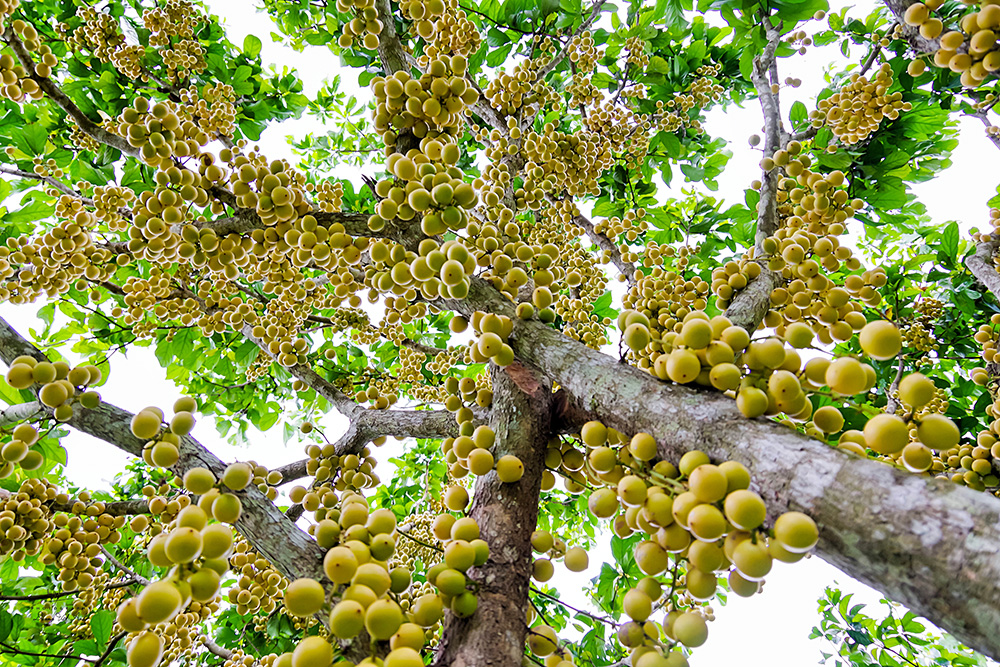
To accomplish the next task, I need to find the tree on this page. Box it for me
[0,0,998,665]
[810,588,993,667]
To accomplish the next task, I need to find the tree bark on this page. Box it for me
[966,241,1000,301]
[432,362,554,667]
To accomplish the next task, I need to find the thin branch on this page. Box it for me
[0,165,96,204]
[529,586,616,625]
[100,545,150,585]
[94,632,127,667]
[0,579,137,601]
[0,640,96,663]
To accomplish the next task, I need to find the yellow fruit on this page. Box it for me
[496,454,524,482]
[131,410,162,440]
[688,464,727,503]
[686,504,726,541]
[116,598,148,633]
[587,488,619,518]
[773,511,818,552]
[324,546,359,584]
[898,373,935,407]
[916,414,960,450]
[6,363,35,389]
[728,570,761,597]
[451,591,478,617]
[825,357,867,395]
[292,636,333,667]
[581,420,607,447]
[731,540,772,580]
[901,442,933,472]
[629,432,657,461]
[672,613,708,647]
[183,467,216,494]
[624,323,650,352]
[624,589,652,621]
[634,540,668,575]
[666,348,701,383]
[164,526,203,563]
[411,593,444,627]
[127,631,164,667]
[723,489,766,530]
[812,406,844,433]
[366,599,404,640]
[385,647,423,667]
[170,411,196,436]
[354,563,392,596]
[532,558,554,581]
[212,493,242,523]
[39,382,68,408]
[150,441,179,468]
[201,523,234,559]
[680,318,713,349]
[467,448,494,475]
[285,578,326,616]
[686,567,718,600]
[222,462,252,490]
[859,320,901,360]
[329,600,366,639]
[174,396,197,412]
[528,625,559,656]
[863,413,908,455]
[444,484,469,511]
[188,568,222,601]
[617,475,647,506]
[736,387,768,418]
[564,546,588,571]
[136,580,183,624]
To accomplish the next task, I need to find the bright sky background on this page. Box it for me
[2,0,995,663]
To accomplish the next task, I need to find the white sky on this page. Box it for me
[2,0,994,663]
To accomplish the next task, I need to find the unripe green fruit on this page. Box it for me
[532,558,554,581]
[451,591,478,617]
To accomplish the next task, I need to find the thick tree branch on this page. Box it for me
[432,362,554,667]
[551,196,636,281]
[724,268,783,332]
[0,400,43,428]
[966,241,1000,301]
[0,317,327,585]
[437,276,1000,659]
[3,33,140,159]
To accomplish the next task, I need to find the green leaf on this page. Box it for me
[244,34,263,57]
[941,221,959,261]
[13,123,47,156]
[789,101,808,129]
[0,609,11,642]
[487,28,511,47]
[91,610,114,649]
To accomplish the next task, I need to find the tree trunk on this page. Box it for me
[432,362,554,667]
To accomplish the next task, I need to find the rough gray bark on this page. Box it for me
[723,268,782,332]
[0,400,43,428]
[967,241,1000,301]
[431,362,554,667]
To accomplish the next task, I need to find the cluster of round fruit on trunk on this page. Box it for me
[131,397,198,470]
[527,420,821,665]
[904,0,1000,86]
[809,64,909,144]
